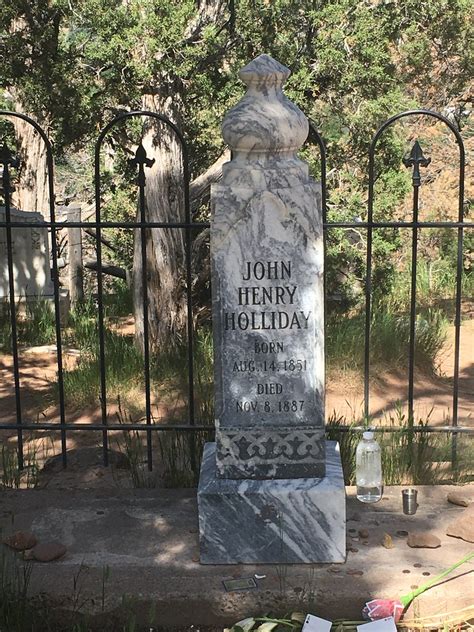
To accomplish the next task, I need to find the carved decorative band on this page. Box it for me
[216,425,325,465]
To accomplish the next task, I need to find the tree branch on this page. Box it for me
[83,227,119,252]
[84,259,127,280]
[189,149,230,213]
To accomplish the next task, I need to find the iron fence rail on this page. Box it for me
[1,423,472,433]
[0,109,471,475]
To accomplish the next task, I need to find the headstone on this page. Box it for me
[198,54,346,564]
[67,205,84,305]
[0,207,54,300]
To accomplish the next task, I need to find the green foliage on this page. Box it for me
[63,327,144,409]
[0,543,34,632]
[20,300,57,347]
[326,411,471,487]
[1,0,471,311]
[104,280,134,318]
[0,305,12,353]
[0,300,56,353]
[1,0,471,162]
[326,303,448,373]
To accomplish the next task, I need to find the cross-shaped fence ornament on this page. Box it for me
[402,140,431,187]
[129,143,155,186]
[0,143,19,169]
[0,143,20,194]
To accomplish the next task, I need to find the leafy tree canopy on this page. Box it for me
[1,0,472,310]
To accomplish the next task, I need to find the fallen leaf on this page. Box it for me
[290,613,305,623]
[233,619,255,632]
[382,533,394,549]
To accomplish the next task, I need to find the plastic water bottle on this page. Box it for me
[356,431,383,503]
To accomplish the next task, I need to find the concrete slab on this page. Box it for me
[0,485,473,628]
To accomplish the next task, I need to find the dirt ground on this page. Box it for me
[0,319,472,474]
[326,319,474,425]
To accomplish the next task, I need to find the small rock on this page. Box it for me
[346,569,364,576]
[382,533,394,549]
[358,529,369,539]
[447,492,470,508]
[327,567,341,573]
[31,542,67,562]
[422,571,431,576]
[3,531,37,551]
[402,569,411,574]
[396,530,408,538]
[348,547,359,553]
[407,533,441,548]
[446,506,474,543]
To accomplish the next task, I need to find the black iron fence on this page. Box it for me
[0,109,472,475]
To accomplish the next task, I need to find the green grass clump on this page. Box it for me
[0,308,12,353]
[62,327,144,408]
[325,409,471,486]
[20,300,57,347]
[0,299,56,353]
[0,544,35,632]
[326,306,447,373]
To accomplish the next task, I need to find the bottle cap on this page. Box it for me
[363,431,374,440]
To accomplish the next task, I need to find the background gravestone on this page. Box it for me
[198,55,346,564]
[0,207,54,301]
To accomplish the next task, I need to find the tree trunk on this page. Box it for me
[133,86,188,352]
[132,0,228,352]
[11,111,50,216]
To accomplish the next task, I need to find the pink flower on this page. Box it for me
[363,599,404,622]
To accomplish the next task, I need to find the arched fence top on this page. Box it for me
[0,110,54,155]
[93,109,191,223]
[368,108,466,170]
[94,109,190,174]
[0,110,56,216]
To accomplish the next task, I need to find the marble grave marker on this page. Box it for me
[0,207,54,300]
[198,54,346,564]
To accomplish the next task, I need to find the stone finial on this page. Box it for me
[222,54,309,165]
[239,54,290,88]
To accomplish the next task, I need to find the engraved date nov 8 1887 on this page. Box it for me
[236,400,305,413]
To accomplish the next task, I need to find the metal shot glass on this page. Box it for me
[402,488,418,515]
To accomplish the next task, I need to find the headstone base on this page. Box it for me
[1,289,70,322]
[198,440,346,564]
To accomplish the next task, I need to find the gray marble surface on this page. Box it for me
[198,441,346,564]
[210,54,325,479]
[0,207,54,299]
